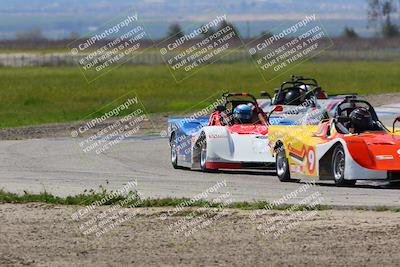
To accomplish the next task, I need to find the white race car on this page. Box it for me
[258,75,331,125]
[168,92,295,171]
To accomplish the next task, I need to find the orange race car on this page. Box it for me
[268,96,400,186]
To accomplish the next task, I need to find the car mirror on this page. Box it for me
[393,116,400,133]
[274,105,284,112]
[215,105,226,112]
[267,105,284,125]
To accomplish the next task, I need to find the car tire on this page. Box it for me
[199,137,218,172]
[332,145,356,186]
[200,138,209,172]
[170,133,180,169]
[276,147,292,182]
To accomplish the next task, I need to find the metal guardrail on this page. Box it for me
[0,50,399,67]
[0,51,250,67]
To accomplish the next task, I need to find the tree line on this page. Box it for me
[344,0,400,38]
[169,0,400,40]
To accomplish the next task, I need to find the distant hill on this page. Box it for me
[0,0,396,39]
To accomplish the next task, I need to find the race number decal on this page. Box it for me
[306,147,316,174]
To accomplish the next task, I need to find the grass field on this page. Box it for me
[0,61,399,128]
[0,47,71,54]
[0,189,331,211]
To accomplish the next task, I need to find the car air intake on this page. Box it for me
[388,171,400,181]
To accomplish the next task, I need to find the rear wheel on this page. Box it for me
[332,145,356,186]
[276,147,292,182]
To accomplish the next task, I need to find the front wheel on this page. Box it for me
[276,147,292,182]
[199,138,218,172]
[200,138,208,171]
[170,134,180,169]
[332,145,356,186]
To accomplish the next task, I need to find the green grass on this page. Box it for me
[0,61,399,128]
[4,186,400,212]
[2,188,400,212]
[0,188,331,211]
[0,47,71,54]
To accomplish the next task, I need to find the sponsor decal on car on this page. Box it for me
[290,165,304,174]
[376,155,394,160]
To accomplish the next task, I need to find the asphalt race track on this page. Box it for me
[0,106,399,208]
[1,124,400,208]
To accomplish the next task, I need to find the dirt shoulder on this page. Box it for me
[1,203,400,266]
[0,114,168,140]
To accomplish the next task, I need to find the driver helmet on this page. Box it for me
[284,88,302,105]
[299,84,311,92]
[349,107,374,133]
[233,104,252,124]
